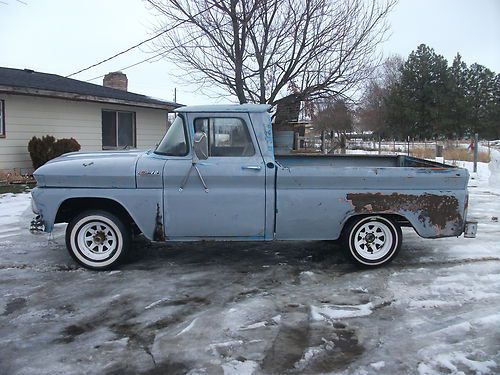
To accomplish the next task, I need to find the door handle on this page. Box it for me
[241,165,262,170]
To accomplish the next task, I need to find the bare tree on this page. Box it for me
[358,55,403,135]
[313,99,353,136]
[146,0,397,104]
[310,98,352,153]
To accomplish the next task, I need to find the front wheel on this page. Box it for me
[343,216,402,267]
[66,210,130,270]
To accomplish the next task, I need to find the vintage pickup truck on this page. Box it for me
[30,104,477,270]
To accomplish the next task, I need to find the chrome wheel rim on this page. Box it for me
[353,220,393,260]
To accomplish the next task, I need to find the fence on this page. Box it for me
[292,133,492,164]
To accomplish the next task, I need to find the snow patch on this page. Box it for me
[0,193,31,238]
[144,298,170,310]
[271,314,281,324]
[208,340,243,356]
[370,361,385,370]
[418,351,496,375]
[408,299,457,309]
[488,149,500,187]
[240,321,267,330]
[294,338,335,370]
[176,318,198,336]
[310,302,373,321]
[222,359,259,375]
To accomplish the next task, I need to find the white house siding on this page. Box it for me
[0,94,168,170]
[135,107,168,149]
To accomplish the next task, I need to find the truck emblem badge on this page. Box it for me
[138,170,160,176]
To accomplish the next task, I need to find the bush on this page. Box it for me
[28,135,81,169]
[53,138,81,158]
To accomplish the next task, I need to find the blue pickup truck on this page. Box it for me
[30,104,477,270]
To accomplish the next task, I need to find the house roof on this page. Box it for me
[0,67,179,110]
[175,104,271,113]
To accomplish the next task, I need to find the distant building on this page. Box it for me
[0,68,179,171]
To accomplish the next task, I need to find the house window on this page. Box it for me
[0,100,5,137]
[193,117,255,157]
[102,110,136,149]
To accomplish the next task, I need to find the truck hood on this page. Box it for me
[34,150,145,188]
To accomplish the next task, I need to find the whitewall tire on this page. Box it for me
[66,210,130,270]
[344,216,402,267]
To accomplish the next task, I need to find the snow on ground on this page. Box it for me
[0,158,499,375]
[0,193,31,240]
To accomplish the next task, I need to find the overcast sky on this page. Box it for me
[0,0,499,105]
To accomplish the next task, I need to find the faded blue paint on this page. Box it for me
[175,104,271,113]
[31,104,471,244]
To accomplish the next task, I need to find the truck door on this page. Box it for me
[163,113,266,238]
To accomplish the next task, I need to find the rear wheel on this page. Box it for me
[343,216,402,267]
[66,210,130,270]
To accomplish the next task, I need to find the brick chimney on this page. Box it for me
[103,71,128,91]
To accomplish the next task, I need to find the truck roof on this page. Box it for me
[174,104,272,113]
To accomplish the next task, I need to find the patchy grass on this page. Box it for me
[410,147,436,159]
[0,183,36,194]
[444,147,490,163]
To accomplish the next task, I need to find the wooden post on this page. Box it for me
[294,132,299,151]
[321,131,326,154]
[378,136,381,155]
[473,133,478,173]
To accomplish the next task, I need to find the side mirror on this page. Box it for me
[193,132,208,161]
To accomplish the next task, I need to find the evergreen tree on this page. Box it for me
[490,74,500,139]
[396,44,451,139]
[358,44,499,140]
[447,53,470,138]
[465,63,497,136]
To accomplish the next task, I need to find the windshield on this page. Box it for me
[155,116,188,156]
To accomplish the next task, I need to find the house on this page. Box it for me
[0,67,179,171]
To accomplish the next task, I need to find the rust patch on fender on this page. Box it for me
[346,192,463,232]
[153,203,165,241]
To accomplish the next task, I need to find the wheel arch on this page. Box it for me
[56,197,135,229]
[339,212,411,239]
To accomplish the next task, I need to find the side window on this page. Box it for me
[102,110,136,149]
[194,117,255,157]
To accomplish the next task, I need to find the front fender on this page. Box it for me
[31,187,164,240]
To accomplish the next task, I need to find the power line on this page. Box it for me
[66,5,215,78]
[85,17,234,83]
[0,0,28,4]
[86,51,167,82]
[66,29,169,78]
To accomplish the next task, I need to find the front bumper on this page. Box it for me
[464,221,478,238]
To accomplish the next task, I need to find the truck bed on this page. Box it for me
[274,154,468,241]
